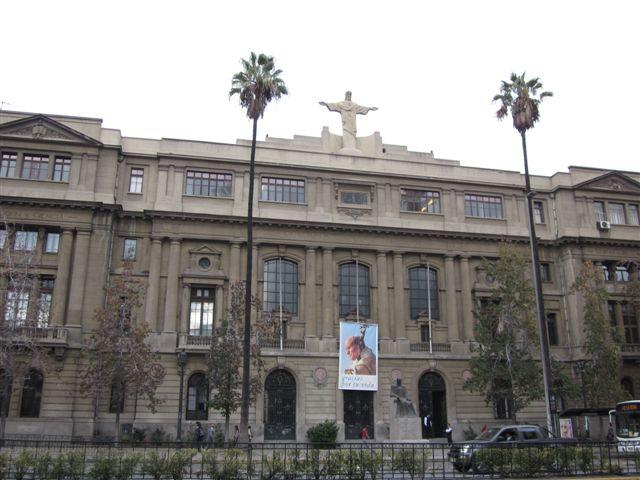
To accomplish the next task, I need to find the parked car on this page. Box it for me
[448,424,576,473]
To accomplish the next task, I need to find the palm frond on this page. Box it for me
[494,72,553,132]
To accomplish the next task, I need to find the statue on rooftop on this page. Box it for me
[319,91,377,152]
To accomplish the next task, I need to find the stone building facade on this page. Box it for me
[0,110,639,441]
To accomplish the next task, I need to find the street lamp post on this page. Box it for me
[176,349,187,441]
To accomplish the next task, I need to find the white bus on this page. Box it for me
[611,400,640,453]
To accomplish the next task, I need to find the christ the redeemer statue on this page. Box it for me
[319,91,377,152]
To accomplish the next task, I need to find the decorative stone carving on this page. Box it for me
[319,91,377,153]
[337,206,372,220]
[4,121,74,140]
[313,367,327,387]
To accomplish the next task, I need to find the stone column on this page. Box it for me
[305,247,318,337]
[163,238,182,332]
[561,248,581,348]
[51,229,73,325]
[67,230,91,326]
[460,256,473,340]
[181,284,191,334]
[322,248,334,338]
[393,253,406,339]
[229,241,241,284]
[145,237,163,331]
[445,255,459,340]
[215,286,223,327]
[377,252,390,339]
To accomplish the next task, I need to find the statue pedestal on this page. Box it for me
[390,417,422,441]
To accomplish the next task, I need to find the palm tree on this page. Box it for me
[229,52,287,439]
[493,72,555,433]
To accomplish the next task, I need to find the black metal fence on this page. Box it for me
[1,439,639,478]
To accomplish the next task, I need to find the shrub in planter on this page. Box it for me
[578,447,594,474]
[302,449,323,480]
[33,452,52,480]
[219,449,244,480]
[306,420,339,447]
[391,448,428,480]
[342,450,366,480]
[90,454,118,480]
[13,450,35,480]
[261,451,285,480]
[472,447,510,475]
[0,453,10,480]
[362,449,383,480]
[142,451,169,480]
[323,450,345,479]
[202,450,220,479]
[166,450,195,480]
[149,427,172,444]
[556,445,578,474]
[113,453,141,480]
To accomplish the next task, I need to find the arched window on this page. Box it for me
[408,266,439,320]
[339,262,370,319]
[263,258,298,315]
[622,377,635,398]
[186,373,208,420]
[20,369,43,418]
[0,370,11,417]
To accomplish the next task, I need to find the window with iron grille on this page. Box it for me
[464,194,504,219]
[38,278,54,327]
[20,369,43,418]
[21,154,49,180]
[52,156,71,182]
[129,168,144,193]
[263,258,298,315]
[400,189,441,214]
[260,177,305,203]
[339,262,370,318]
[186,373,208,420]
[1,152,17,177]
[190,288,214,336]
[608,301,619,341]
[185,171,232,197]
[109,382,125,414]
[408,266,440,320]
[623,302,639,344]
[546,313,558,346]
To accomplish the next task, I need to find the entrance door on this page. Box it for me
[344,390,374,439]
[264,370,296,440]
[419,372,447,438]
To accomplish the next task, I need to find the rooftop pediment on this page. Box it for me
[0,114,102,146]
[574,171,640,194]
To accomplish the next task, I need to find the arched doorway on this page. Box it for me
[264,370,296,440]
[419,372,447,438]
[344,391,374,439]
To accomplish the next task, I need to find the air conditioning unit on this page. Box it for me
[597,220,611,230]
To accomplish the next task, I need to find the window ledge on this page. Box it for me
[464,216,507,222]
[182,194,234,200]
[0,177,69,184]
[259,199,308,206]
[400,210,443,217]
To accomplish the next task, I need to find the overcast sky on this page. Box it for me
[2,1,638,176]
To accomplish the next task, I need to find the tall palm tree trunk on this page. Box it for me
[521,130,554,434]
[240,117,258,440]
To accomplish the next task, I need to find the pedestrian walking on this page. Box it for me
[195,421,205,450]
[247,425,253,443]
[207,424,215,444]
[233,425,240,446]
[360,425,370,440]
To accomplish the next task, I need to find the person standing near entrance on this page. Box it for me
[360,425,370,440]
[423,414,431,435]
[445,423,453,445]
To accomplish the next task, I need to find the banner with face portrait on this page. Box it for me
[339,321,378,391]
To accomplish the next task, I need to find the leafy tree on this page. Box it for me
[571,261,628,406]
[229,52,287,438]
[207,282,268,441]
[464,245,544,420]
[80,263,166,441]
[0,221,50,439]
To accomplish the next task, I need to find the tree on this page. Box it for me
[571,261,628,406]
[80,263,166,441]
[229,52,287,439]
[207,282,268,441]
[0,222,50,440]
[493,72,555,431]
[464,244,543,421]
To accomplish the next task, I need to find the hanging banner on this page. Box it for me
[339,321,378,391]
[559,418,574,438]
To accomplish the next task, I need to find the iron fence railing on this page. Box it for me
[1,439,639,478]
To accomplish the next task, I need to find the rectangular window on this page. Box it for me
[5,289,29,325]
[629,205,640,225]
[52,156,71,182]
[44,233,60,253]
[260,176,305,203]
[340,190,369,206]
[123,239,137,260]
[540,263,551,283]
[129,168,144,193]
[623,303,639,344]
[533,201,545,224]
[190,288,214,336]
[609,203,626,224]
[464,194,504,219]
[608,301,618,341]
[14,231,38,251]
[0,230,6,249]
[594,201,606,222]
[21,154,49,180]
[400,189,441,214]
[1,152,17,177]
[546,313,558,346]
[185,171,232,197]
[38,278,54,327]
